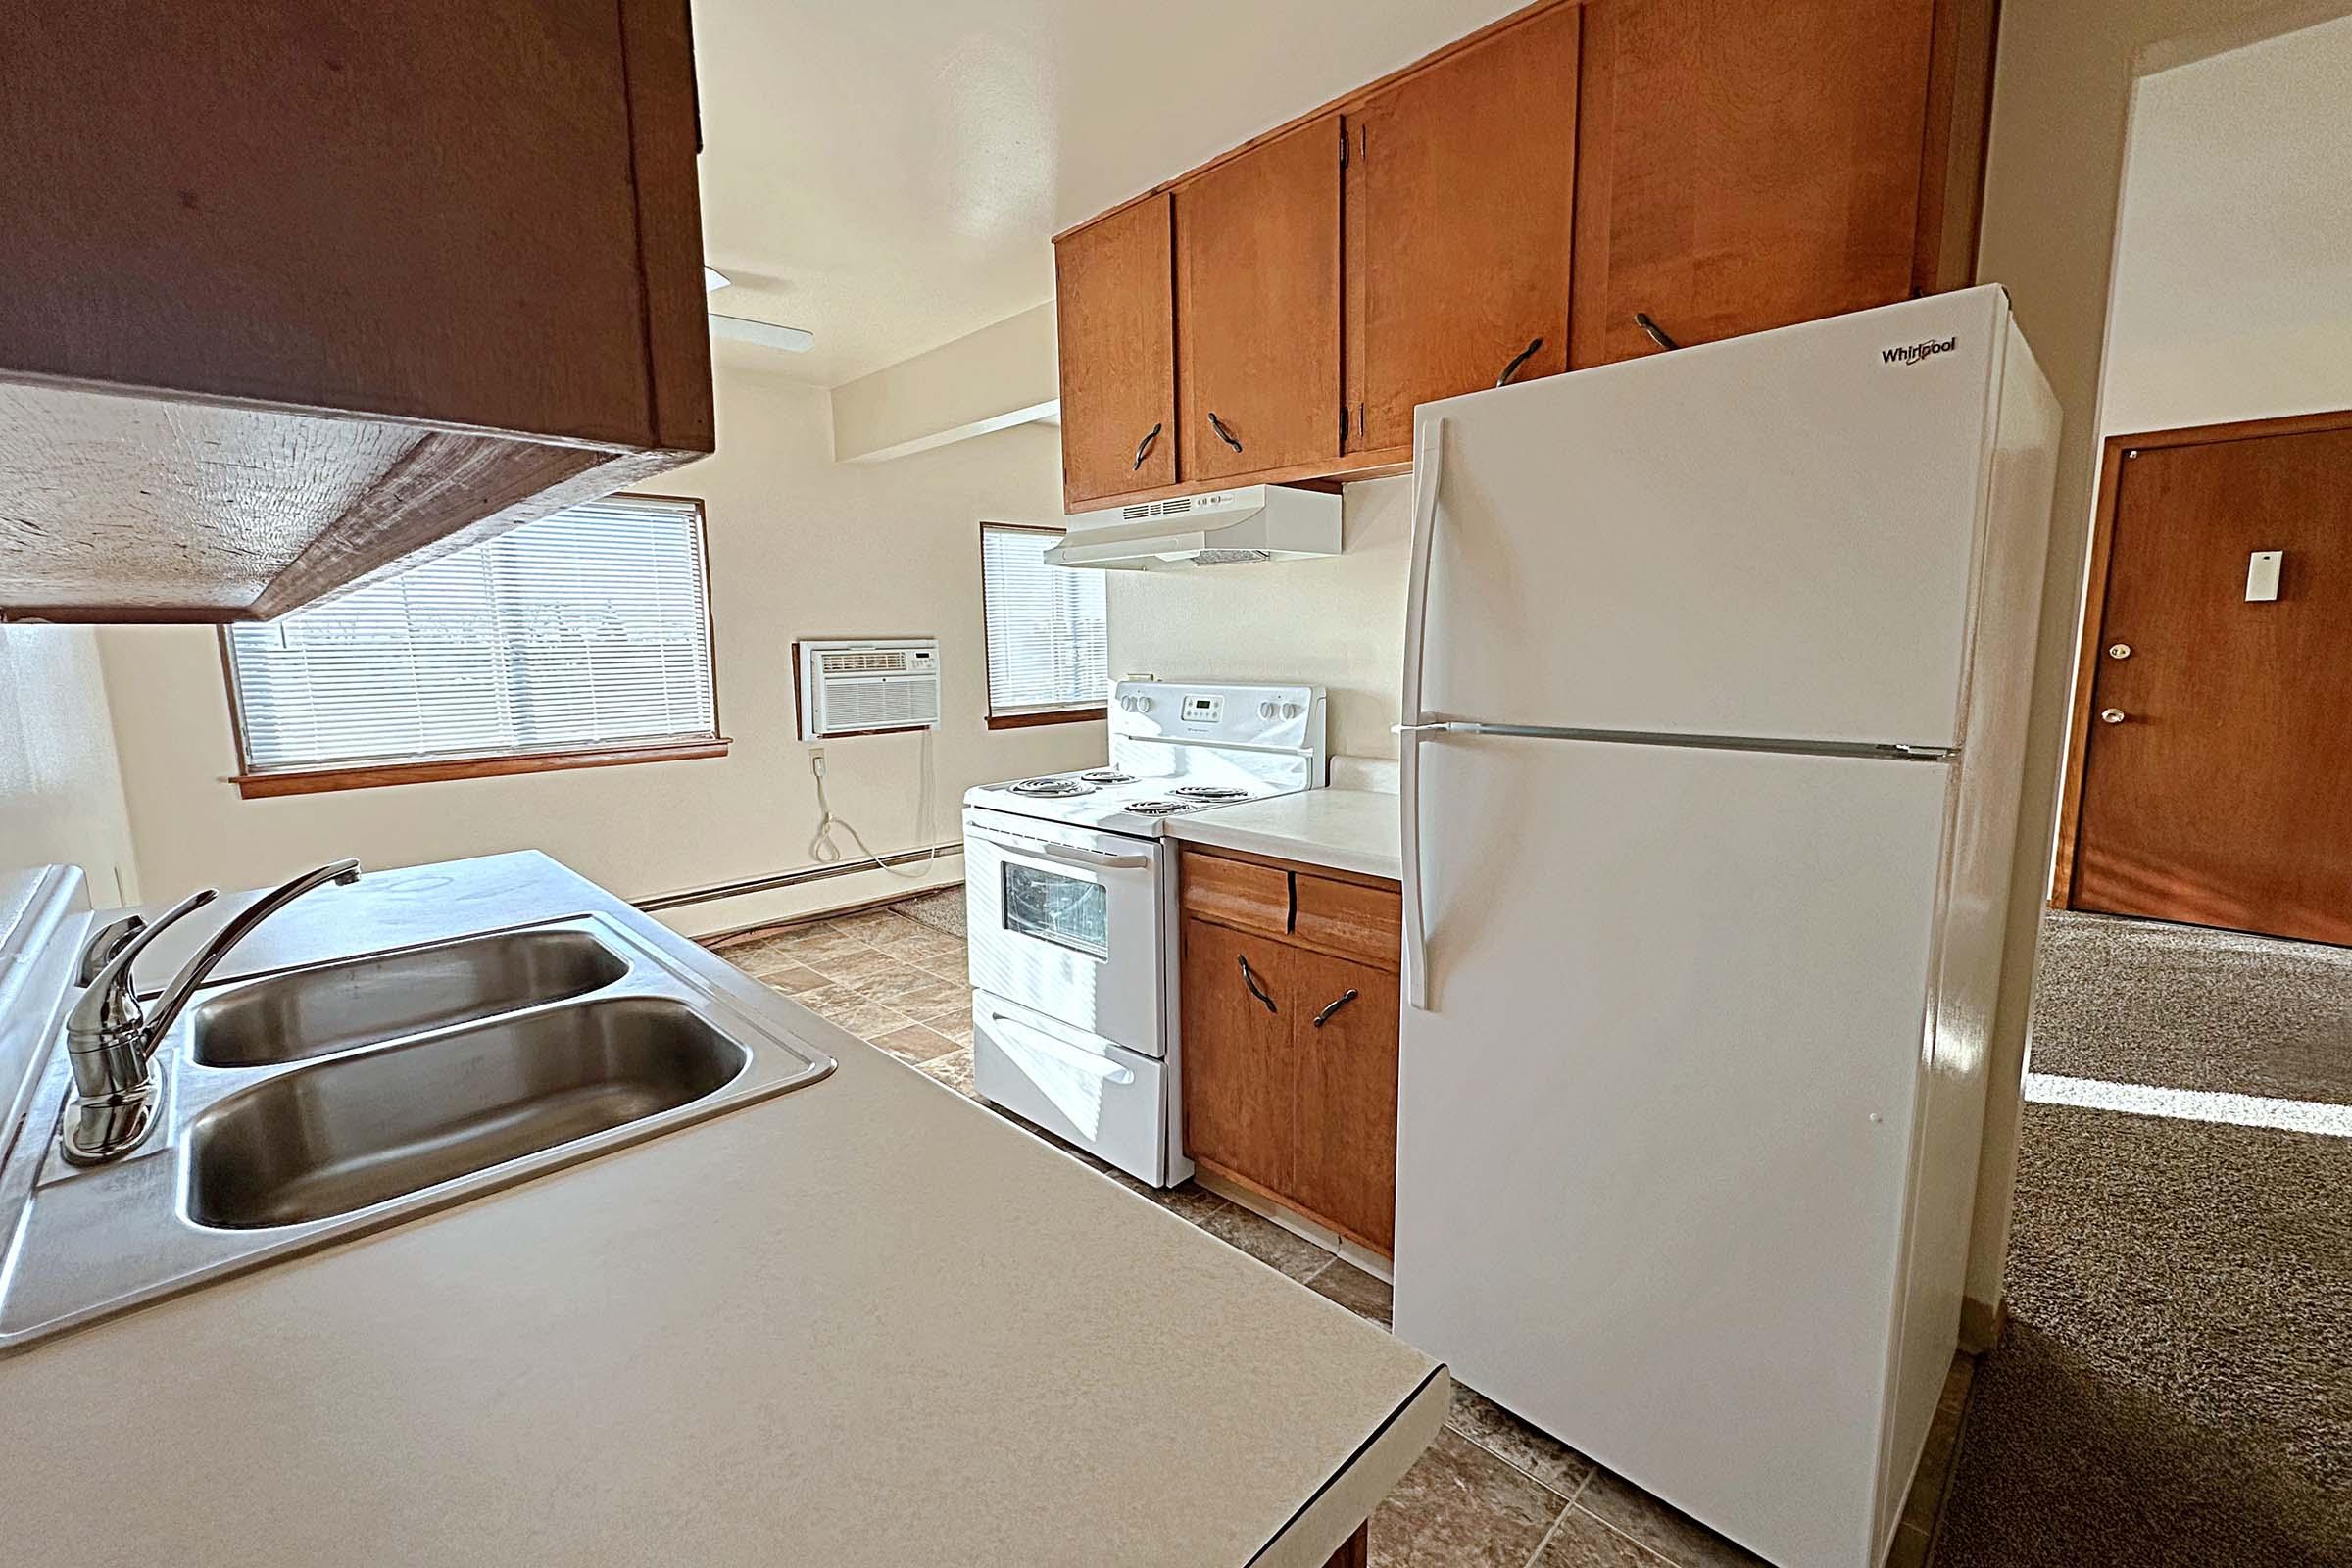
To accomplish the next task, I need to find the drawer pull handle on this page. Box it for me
[1635,312,1681,352]
[1207,411,1245,454]
[1132,421,1163,470]
[1238,955,1278,1014]
[1495,338,1544,388]
[1311,989,1359,1028]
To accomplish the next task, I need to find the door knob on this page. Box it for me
[2099,708,2128,725]
[2107,643,2132,660]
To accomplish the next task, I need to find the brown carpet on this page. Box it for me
[1935,913,2352,1567]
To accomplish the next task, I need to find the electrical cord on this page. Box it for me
[808,731,942,880]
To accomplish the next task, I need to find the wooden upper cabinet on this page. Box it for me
[1347,5,1582,453]
[1054,195,1177,507]
[0,0,711,622]
[1051,0,1994,504]
[1176,117,1344,483]
[1568,0,1944,368]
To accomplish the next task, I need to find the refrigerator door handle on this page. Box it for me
[1399,415,1446,1011]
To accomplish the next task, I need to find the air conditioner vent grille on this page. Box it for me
[819,649,910,675]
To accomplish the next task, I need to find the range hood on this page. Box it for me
[1046,485,1343,570]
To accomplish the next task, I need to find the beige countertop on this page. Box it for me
[0,852,1444,1567]
[1168,788,1403,881]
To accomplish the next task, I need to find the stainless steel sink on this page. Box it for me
[0,913,835,1349]
[189,928,626,1067]
[188,997,746,1228]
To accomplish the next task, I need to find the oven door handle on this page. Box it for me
[967,828,1152,871]
[985,1013,1139,1086]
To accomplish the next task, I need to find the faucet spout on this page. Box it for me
[141,859,362,1055]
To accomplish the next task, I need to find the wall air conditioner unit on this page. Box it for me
[1044,485,1342,570]
[795,637,942,739]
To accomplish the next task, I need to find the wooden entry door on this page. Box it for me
[2062,415,2352,945]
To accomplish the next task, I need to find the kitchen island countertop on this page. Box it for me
[0,851,1444,1567]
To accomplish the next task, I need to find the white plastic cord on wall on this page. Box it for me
[808,731,941,881]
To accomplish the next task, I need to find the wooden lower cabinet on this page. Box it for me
[1179,848,1401,1255]
[1287,949,1401,1253]
[1179,918,1298,1197]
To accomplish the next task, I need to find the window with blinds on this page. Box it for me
[224,494,719,779]
[980,523,1108,722]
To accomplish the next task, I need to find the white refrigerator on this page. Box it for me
[1392,287,2060,1568]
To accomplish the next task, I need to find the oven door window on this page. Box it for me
[1001,861,1110,959]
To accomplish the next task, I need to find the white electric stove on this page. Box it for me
[962,681,1326,1184]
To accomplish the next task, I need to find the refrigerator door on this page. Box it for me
[1413,287,2009,750]
[1392,732,1954,1568]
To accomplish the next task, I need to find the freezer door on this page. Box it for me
[1414,288,2009,749]
[1392,732,1954,1568]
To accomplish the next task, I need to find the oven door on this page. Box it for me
[962,807,1167,1055]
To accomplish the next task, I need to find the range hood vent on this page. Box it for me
[1046,486,1343,570]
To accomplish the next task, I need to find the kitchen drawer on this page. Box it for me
[1180,851,1293,937]
[1293,873,1401,970]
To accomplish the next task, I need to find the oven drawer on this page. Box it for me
[971,991,1183,1187]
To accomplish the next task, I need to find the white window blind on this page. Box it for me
[225,494,718,774]
[981,524,1108,716]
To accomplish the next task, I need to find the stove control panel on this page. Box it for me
[1108,680,1326,762]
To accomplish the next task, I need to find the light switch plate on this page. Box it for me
[2247,549,2283,602]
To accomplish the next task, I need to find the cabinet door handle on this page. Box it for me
[1495,338,1544,388]
[1237,955,1278,1014]
[1207,411,1245,454]
[1132,421,1163,470]
[1635,312,1681,352]
[1311,989,1359,1028]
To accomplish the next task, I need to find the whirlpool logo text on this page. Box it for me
[1882,336,1959,367]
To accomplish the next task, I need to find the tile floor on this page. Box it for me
[710,893,1967,1568]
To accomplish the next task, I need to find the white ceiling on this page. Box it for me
[691,0,1526,386]
[2103,12,2352,429]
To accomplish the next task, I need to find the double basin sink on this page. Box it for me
[0,915,835,1348]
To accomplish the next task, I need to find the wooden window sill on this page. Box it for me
[986,706,1108,731]
[231,738,730,798]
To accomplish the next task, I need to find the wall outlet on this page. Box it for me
[809,747,826,777]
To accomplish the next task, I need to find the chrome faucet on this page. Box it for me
[59,859,362,1165]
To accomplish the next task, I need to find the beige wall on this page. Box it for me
[830,303,1059,463]
[0,625,140,905]
[2100,11,2352,433]
[1964,0,2337,1309]
[1105,476,1412,760]
[96,363,1101,935]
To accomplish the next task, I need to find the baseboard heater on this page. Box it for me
[634,842,963,915]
